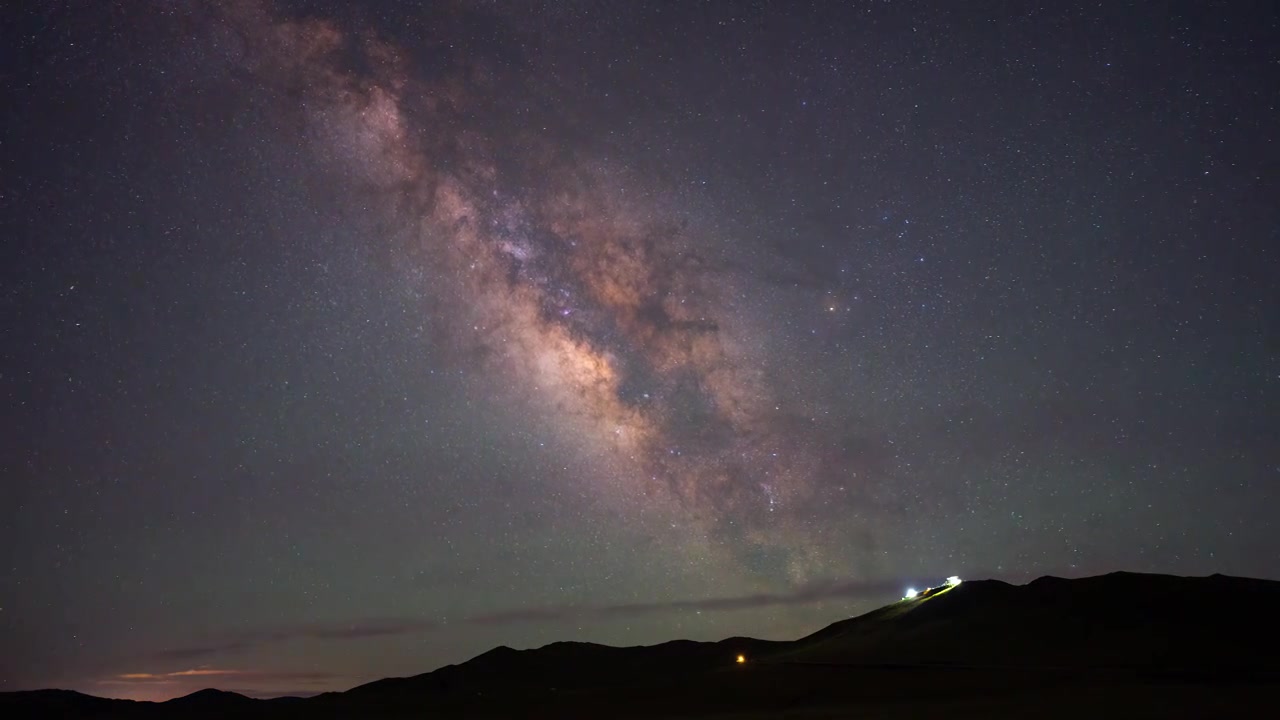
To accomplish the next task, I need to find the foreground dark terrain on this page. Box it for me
[6,572,1278,718]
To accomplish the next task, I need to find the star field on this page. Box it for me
[2,0,1276,700]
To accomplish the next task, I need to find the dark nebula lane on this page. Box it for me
[199,0,868,581]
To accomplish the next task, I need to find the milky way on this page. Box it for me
[206,0,876,585]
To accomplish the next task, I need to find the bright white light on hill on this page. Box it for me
[946,576,962,586]
[903,588,918,600]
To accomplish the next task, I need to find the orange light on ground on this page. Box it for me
[736,654,746,664]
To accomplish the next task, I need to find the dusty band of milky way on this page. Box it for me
[206,0,879,583]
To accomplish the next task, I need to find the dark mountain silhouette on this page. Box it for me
[161,687,256,709]
[781,571,1280,670]
[0,689,140,716]
[164,688,251,702]
[4,572,1277,718]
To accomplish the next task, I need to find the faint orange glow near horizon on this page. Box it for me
[736,654,745,664]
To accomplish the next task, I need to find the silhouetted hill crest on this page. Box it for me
[4,572,1278,718]
[163,688,254,706]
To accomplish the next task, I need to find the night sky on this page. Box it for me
[3,0,1277,701]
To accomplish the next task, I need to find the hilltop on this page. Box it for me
[4,572,1277,718]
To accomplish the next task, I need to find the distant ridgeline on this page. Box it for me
[3,572,1277,719]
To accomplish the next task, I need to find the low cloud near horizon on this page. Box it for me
[100,668,342,685]
[146,576,923,665]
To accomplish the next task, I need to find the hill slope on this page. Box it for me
[778,571,1280,670]
[3,572,1277,719]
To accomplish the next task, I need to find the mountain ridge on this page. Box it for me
[4,571,1278,718]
